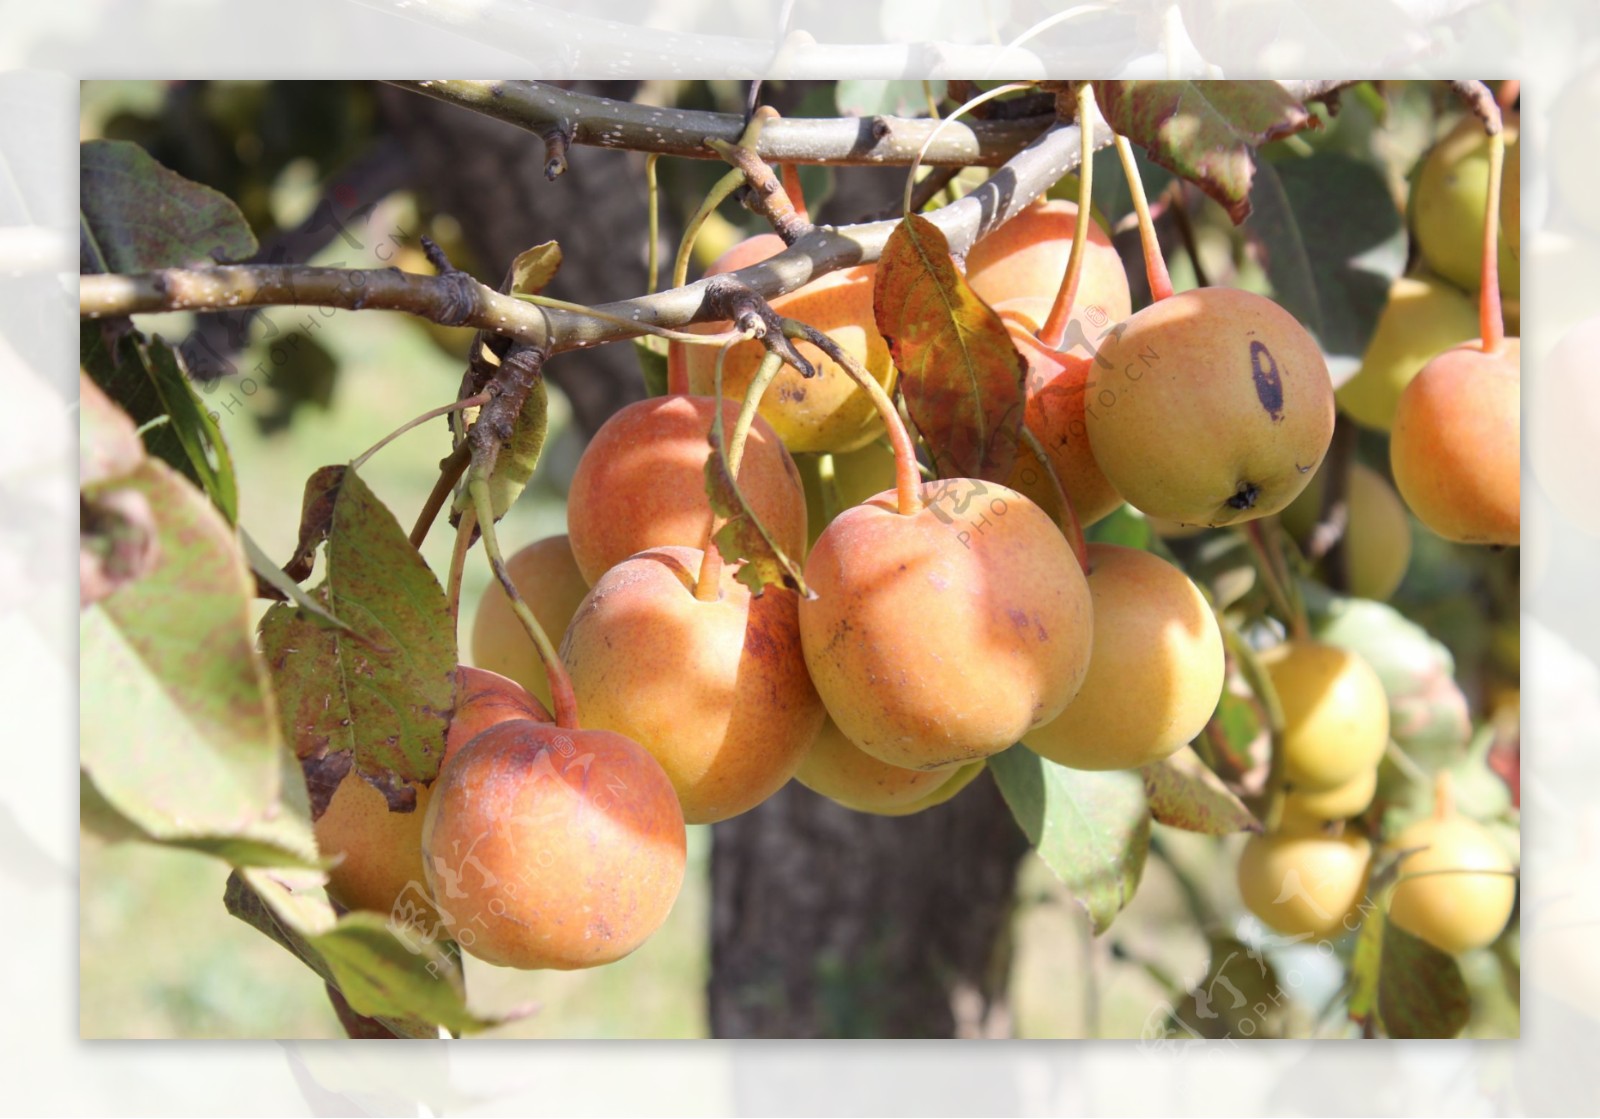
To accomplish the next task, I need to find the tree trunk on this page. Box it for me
[380,80,1030,1039]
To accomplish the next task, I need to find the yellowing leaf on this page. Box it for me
[873,212,1027,482]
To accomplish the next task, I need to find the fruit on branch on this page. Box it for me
[1237,826,1373,938]
[1389,338,1520,547]
[1281,460,1413,602]
[1386,794,1517,956]
[1000,307,1124,529]
[799,480,1092,771]
[1281,766,1379,824]
[796,716,985,816]
[1264,639,1390,791]
[470,535,590,711]
[1336,274,1481,432]
[1085,287,1335,527]
[565,395,808,585]
[1022,543,1223,771]
[962,199,1133,340]
[447,665,552,759]
[1410,117,1520,299]
[560,545,824,824]
[422,717,686,971]
[314,771,434,921]
[795,441,899,548]
[667,234,898,454]
[314,665,550,921]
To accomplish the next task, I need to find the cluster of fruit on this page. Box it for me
[314,98,1519,976]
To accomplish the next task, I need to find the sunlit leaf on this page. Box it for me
[989,745,1149,934]
[704,402,809,596]
[80,458,317,866]
[258,467,455,815]
[1142,745,1262,835]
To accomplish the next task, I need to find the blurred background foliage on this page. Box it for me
[78,79,1518,1039]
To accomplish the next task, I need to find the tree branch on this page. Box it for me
[81,116,1096,353]
[386,80,1055,167]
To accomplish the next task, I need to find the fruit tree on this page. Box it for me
[79,78,1520,1040]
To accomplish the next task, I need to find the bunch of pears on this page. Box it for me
[318,109,1516,977]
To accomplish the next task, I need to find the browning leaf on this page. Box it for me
[873,212,1027,482]
[1141,745,1263,835]
[1092,81,1319,224]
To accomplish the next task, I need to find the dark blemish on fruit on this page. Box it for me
[1227,482,1261,511]
[1296,461,1313,473]
[1008,608,1030,630]
[1250,340,1284,421]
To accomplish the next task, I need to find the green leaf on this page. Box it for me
[449,363,549,525]
[79,138,258,273]
[988,745,1150,934]
[1248,154,1406,372]
[81,323,240,524]
[1378,918,1471,1039]
[1092,81,1319,224]
[224,867,517,1037]
[1141,745,1262,836]
[635,335,671,398]
[239,525,351,633]
[80,458,318,867]
[1347,895,1385,1033]
[1086,504,1153,550]
[257,466,456,813]
[873,212,1027,482]
[704,401,809,597]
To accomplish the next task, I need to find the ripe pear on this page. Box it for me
[666,234,897,453]
[962,199,1133,342]
[1411,117,1520,299]
[1085,287,1335,527]
[565,395,808,585]
[1336,274,1481,432]
[1281,460,1413,602]
[315,664,545,920]
[797,716,985,815]
[1264,640,1390,792]
[1000,306,1125,529]
[315,771,433,920]
[1387,812,1516,955]
[422,717,686,970]
[469,535,590,711]
[447,665,551,759]
[799,480,1093,771]
[1390,338,1519,546]
[1281,766,1378,824]
[561,546,824,824]
[1022,544,1223,771]
[1237,827,1373,939]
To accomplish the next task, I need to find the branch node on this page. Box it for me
[541,120,573,180]
[704,276,814,378]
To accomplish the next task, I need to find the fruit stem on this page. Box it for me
[783,317,923,517]
[644,153,662,295]
[672,108,774,289]
[1244,518,1309,642]
[469,472,582,730]
[409,442,470,550]
[446,503,475,622]
[694,347,783,602]
[1039,83,1098,351]
[901,82,1033,218]
[1480,127,1506,353]
[1433,770,1456,822]
[1018,425,1089,574]
[353,392,489,472]
[1224,620,1288,833]
[780,163,809,225]
[1114,134,1175,302]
